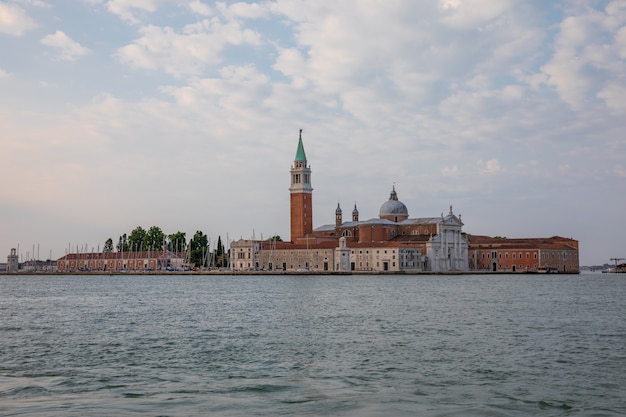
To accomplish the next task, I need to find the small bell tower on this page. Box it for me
[352,203,359,222]
[335,203,342,227]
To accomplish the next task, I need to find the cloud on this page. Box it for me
[267,0,549,137]
[441,165,460,177]
[0,68,9,78]
[541,1,626,113]
[613,164,626,177]
[100,0,167,24]
[116,18,262,77]
[14,0,51,7]
[439,0,515,29]
[597,82,626,114]
[162,64,270,115]
[217,1,271,19]
[187,0,212,16]
[478,159,503,174]
[40,30,91,61]
[0,1,37,35]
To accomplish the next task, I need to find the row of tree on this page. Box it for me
[103,226,227,268]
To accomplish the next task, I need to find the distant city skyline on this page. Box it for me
[1,1,625,266]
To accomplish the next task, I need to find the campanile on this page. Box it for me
[289,129,313,242]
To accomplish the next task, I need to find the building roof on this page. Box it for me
[467,235,578,250]
[315,216,443,232]
[295,129,307,162]
[391,234,432,243]
[57,251,184,261]
[379,185,408,217]
[400,217,441,225]
[315,224,338,232]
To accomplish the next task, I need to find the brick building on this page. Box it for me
[468,235,579,273]
[57,250,185,272]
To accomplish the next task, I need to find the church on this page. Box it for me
[229,131,469,273]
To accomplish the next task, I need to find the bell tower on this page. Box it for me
[290,129,313,242]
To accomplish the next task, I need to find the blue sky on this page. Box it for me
[1,0,625,265]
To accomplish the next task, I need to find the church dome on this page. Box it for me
[379,186,408,220]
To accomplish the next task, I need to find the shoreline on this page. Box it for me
[0,270,581,276]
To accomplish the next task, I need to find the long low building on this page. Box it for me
[467,235,579,273]
[230,237,428,273]
[57,250,186,272]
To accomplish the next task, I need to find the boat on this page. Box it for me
[531,266,555,273]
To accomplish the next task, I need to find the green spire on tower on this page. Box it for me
[295,129,307,162]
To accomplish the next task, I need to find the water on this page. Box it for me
[1,273,624,416]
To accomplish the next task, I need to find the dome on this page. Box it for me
[379,186,408,219]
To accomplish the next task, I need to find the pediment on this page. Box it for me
[442,214,463,226]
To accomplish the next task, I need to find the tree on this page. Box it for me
[128,226,147,252]
[145,226,165,251]
[190,230,208,267]
[104,238,114,252]
[168,231,187,254]
[117,234,129,252]
[268,235,282,241]
[214,235,226,268]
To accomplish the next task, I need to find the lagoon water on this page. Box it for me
[0,273,624,416]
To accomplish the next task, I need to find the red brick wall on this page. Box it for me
[290,192,312,241]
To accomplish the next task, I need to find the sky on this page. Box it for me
[1,0,625,266]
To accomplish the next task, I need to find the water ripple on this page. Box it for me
[1,273,624,416]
